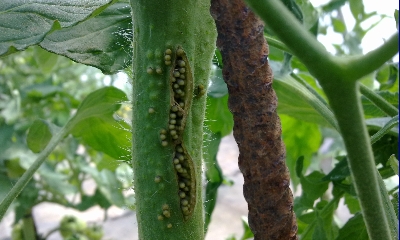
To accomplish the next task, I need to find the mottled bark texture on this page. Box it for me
[210,1,298,239]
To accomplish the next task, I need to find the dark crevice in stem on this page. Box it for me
[210,0,298,239]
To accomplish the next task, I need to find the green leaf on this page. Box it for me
[322,157,350,182]
[388,155,399,176]
[391,192,398,218]
[33,47,59,74]
[369,115,399,144]
[0,0,113,56]
[331,17,347,33]
[362,91,398,118]
[395,9,399,30]
[300,171,329,202]
[349,0,365,21]
[81,166,125,207]
[205,95,233,137]
[26,119,54,153]
[281,115,322,186]
[240,217,254,240]
[336,213,368,240]
[344,193,361,214]
[208,67,228,98]
[203,130,223,232]
[321,0,347,13]
[274,74,335,128]
[294,0,319,32]
[68,87,131,161]
[39,169,77,195]
[0,172,13,203]
[40,2,132,74]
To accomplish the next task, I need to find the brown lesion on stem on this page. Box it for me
[210,0,298,239]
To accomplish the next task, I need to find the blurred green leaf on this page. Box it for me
[33,47,59,74]
[40,2,132,74]
[388,155,399,176]
[240,217,254,240]
[336,213,368,240]
[26,119,54,153]
[376,64,398,92]
[300,171,329,203]
[203,130,223,232]
[362,91,398,118]
[344,193,361,214]
[81,166,125,207]
[0,0,113,56]
[281,115,322,186]
[205,95,233,137]
[331,18,347,33]
[321,0,347,13]
[322,157,350,182]
[40,169,77,195]
[395,9,399,30]
[208,67,228,98]
[295,0,319,32]
[349,0,365,21]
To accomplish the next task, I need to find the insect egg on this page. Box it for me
[165,49,172,55]
[174,158,180,164]
[177,79,185,86]
[162,210,171,218]
[179,74,185,79]
[171,77,176,82]
[158,215,164,221]
[165,60,172,65]
[171,106,178,112]
[179,102,185,108]
[177,48,184,56]
[148,108,155,113]
[181,199,189,206]
[154,176,161,183]
[170,113,176,118]
[162,204,169,210]
[170,119,177,124]
[160,134,166,140]
[161,141,168,146]
[179,192,186,198]
[179,68,185,73]
[147,67,153,74]
[179,182,185,188]
[169,124,175,130]
[167,223,172,228]
[173,71,180,78]
[160,129,167,134]
[156,67,162,74]
[164,55,171,61]
[178,60,185,67]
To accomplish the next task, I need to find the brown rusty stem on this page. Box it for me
[210,0,298,239]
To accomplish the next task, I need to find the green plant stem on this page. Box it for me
[359,84,399,117]
[0,125,72,222]
[245,0,398,83]
[130,1,216,239]
[265,35,293,54]
[320,80,393,240]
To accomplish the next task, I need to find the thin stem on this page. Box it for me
[0,126,71,221]
[340,34,399,81]
[245,0,340,81]
[265,35,293,54]
[359,84,398,117]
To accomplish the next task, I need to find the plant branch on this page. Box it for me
[265,35,293,54]
[340,34,399,81]
[245,0,340,81]
[359,83,399,117]
[0,126,71,221]
[321,81,393,240]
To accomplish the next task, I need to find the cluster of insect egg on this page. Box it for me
[172,144,194,218]
[165,48,194,219]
